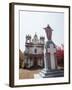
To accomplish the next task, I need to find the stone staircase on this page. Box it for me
[39,69,64,78]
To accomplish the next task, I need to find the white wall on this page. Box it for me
[29,47,43,54]
[0,0,72,90]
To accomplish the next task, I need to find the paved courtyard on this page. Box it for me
[19,68,41,79]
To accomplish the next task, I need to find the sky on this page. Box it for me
[19,10,64,52]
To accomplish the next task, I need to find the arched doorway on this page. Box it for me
[34,57,38,67]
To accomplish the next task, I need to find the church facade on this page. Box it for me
[24,34,45,69]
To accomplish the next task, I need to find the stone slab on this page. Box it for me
[34,69,64,78]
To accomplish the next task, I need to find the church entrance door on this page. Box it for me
[34,57,38,68]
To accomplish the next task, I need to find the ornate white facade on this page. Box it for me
[24,34,45,69]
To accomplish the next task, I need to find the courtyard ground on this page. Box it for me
[19,66,64,79]
[19,68,41,79]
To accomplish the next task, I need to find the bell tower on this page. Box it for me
[40,37,45,44]
[26,35,31,43]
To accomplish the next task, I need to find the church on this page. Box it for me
[24,33,45,69]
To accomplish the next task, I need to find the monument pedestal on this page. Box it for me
[34,41,64,78]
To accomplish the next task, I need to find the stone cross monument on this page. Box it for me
[34,24,64,78]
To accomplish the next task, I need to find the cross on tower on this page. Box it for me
[48,44,56,69]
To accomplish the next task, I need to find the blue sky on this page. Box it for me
[20,11,64,52]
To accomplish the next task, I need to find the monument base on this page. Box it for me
[34,69,64,78]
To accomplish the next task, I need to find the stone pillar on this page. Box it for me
[30,59,33,67]
[44,53,48,71]
[27,58,31,68]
